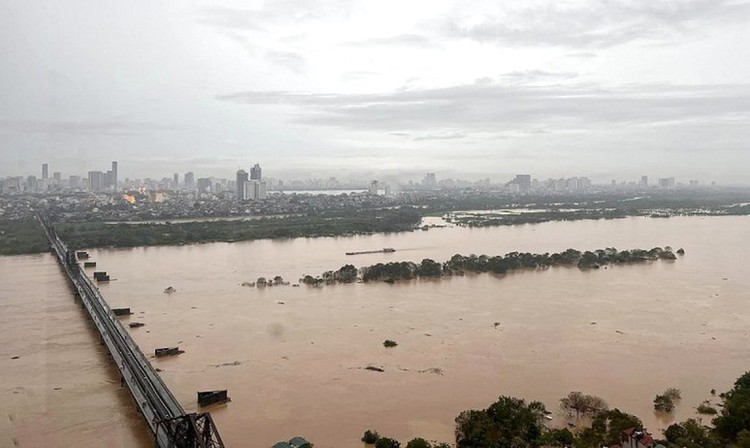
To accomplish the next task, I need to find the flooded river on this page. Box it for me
[2,216,749,447]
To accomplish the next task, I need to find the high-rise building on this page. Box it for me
[88,171,104,192]
[236,170,249,200]
[69,175,82,189]
[26,176,37,192]
[111,161,118,188]
[369,180,379,195]
[244,180,267,200]
[184,172,195,190]
[197,178,211,193]
[42,163,49,179]
[422,173,436,188]
[658,177,676,188]
[250,163,262,181]
[515,174,532,192]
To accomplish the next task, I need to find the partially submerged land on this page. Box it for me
[299,247,681,286]
[1,189,750,255]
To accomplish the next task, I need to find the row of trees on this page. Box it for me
[56,206,424,251]
[300,247,679,285]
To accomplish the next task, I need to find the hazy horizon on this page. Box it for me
[2,0,749,183]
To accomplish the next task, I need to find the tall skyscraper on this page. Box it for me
[236,169,249,200]
[88,171,104,192]
[369,180,379,195]
[515,174,532,192]
[250,163,262,181]
[422,173,436,188]
[111,161,118,188]
[42,163,49,179]
[184,172,195,190]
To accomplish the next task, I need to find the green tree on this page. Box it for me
[663,419,721,448]
[714,371,750,443]
[537,428,574,446]
[375,438,401,448]
[405,438,432,448]
[575,409,642,447]
[362,430,380,444]
[416,258,442,277]
[654,394,675,412]
[455,396,547,448]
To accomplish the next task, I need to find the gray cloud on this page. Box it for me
[200,0,352,32]
[499,70,579,84]
[567,52,597,59]
[440,0,750,48]
[344,33,436,48]
[216,81,750,134]
[412,131,467,141]
[0,119,185,136]
[265,50,307,73]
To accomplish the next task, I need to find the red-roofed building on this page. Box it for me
[620,427,664,448]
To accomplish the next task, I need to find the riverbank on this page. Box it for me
[2,195,749,255]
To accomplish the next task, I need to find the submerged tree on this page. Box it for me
[560,391,609,418]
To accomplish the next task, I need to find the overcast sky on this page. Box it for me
[1,0,749,184]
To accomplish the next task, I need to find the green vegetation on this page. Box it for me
[654,387,681,413]
[664,419,722,448]
[697,403,718,415]
[455,396,548,447]
[361,372,750,448]
[54,207,422,251]
[0,219,49,255]
[713,371,750,445]
[375,437,401,448]
[362,430,380,444]
[302,247,678,285]
[405,438,432,448]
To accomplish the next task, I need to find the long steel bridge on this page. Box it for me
[38,214,225,448]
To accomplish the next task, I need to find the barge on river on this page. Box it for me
[346,248,396,256]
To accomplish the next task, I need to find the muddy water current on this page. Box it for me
[2,216,749,447]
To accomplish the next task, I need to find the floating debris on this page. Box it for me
[155,347,184,357]
[211,361,242,368]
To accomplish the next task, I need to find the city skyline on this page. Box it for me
[1,160,716,195]
[1,1,749,183]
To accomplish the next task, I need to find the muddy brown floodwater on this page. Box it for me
[2,215,749,447]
